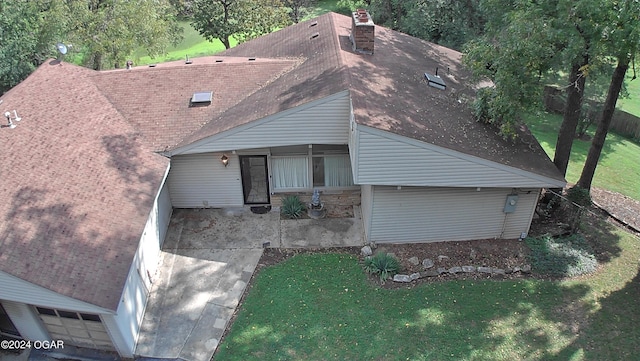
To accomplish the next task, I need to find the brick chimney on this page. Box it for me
[350,9,374,54]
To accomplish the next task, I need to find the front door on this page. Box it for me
[240,155,270,204]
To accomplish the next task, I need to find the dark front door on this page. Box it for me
[240,155,270,204]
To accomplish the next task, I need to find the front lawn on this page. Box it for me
[525,111,640,201]
[215,220,640,360]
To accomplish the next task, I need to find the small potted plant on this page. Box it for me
[308,189,327,219]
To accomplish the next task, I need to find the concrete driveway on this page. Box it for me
[135,207,364,361]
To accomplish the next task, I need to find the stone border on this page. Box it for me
[392,265,532,283]
[360,245,532,284]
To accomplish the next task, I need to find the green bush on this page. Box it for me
[525,234,598,277]
[281,195,305,219]
[364,252,401,281]
[566,186,592,207]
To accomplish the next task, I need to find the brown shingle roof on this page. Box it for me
[191,12,564,182]
[93,57,300,152]
[0,60,168,310]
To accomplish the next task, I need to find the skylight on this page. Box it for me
[191,91,213,105]
[424,72,446,90]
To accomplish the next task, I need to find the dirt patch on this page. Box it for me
[591,187,640,231]
[279,204,355,220]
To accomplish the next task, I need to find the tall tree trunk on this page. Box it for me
[553,56,588,176]
[577,57,630,191]
[221,36,231,49]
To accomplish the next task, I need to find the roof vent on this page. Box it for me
[215,59,223,63]
[248,58,256,61]
[4,110,20,129]
[185,55,192,64]
[190,91,213,106]
[310,33,319,39]
[424,70,446,90]
[309,21,318,27]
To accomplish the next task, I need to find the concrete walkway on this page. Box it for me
[135,207,364,361]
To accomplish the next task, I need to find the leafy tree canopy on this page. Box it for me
[0,0,68,94]
[191,0,290,50]
[68,0,182,70]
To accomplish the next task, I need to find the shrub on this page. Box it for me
[525,234,598,277]
[364,252,401,281]
[567,186,592,207]
[281,195,305,219]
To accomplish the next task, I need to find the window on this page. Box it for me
[271,145,354,191]
[272,157,309,190]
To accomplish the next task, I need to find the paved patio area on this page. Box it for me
[135,207,364,361]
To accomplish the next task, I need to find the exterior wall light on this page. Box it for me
[220,154,229,167]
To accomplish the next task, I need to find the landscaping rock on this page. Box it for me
[408,256,420,266]
[462,266,476,273]
[521,264,532,273]
[422,258,434,269]
[438,255,449,262]
[470,249,477,260]
[361,245,373,257]
[420,270,440,277]
[478,267,492,274]
[505,268,513,274]
[410,272,421,280]
[492,268,506,275]
[437,267,448,274]
[393,274,412,283]
[513,266,521,273]
[449,266,462,274]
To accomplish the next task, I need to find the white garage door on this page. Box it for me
[36,307,113,351]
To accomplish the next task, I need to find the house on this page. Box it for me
[0,11,565,357]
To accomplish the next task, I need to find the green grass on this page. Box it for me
[215,218,640,360]
[525,111,640,201]
[132,21,238,66]
[617,75,640,117]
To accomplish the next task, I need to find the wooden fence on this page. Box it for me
[543,85,640,139]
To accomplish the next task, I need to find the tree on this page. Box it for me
[191,0,290,50]
[0,0,68,94]
[576,0,640,191]
[394,0,485,51]
[463,0,562,139]
[67,0,182,70]
[283,0,317,24]
[464,0,607,162]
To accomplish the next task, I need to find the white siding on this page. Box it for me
[369,186,540,243]
[0,271,110,314]
[360,184,372,241]
[168,153,243,208]
[1,301,48,341]
[353,126,565,188]
[108,174,173,357]
[172,91,350,155]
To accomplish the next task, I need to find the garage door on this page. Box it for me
[36,307,113,351]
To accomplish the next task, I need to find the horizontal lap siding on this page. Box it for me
[355,128,554,188]
[180,92,350,154]
[369,187,539,243]
[0,271,108,313]
[361,184,373,240]
[168,153,243,208]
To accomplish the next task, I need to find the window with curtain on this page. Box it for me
[272,157,309,190]
[323,155,354,187]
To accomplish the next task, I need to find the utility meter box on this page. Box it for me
[504,194,519,213]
